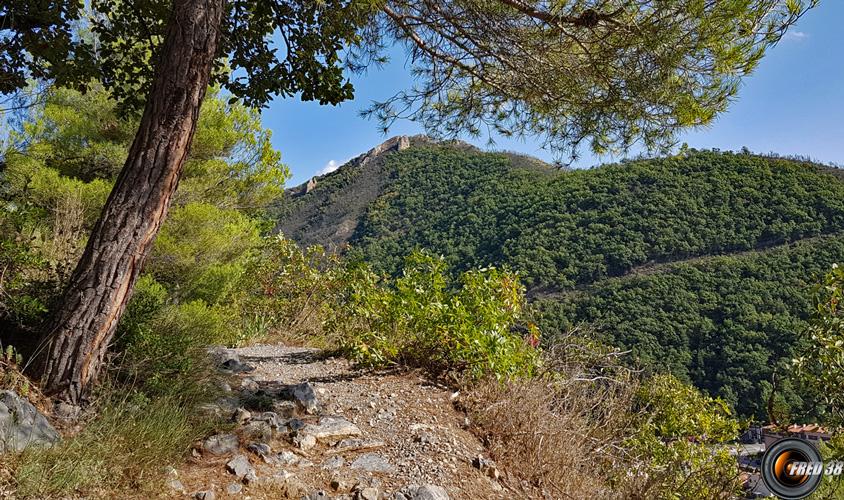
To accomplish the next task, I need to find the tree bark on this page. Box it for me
[39,0,224,403]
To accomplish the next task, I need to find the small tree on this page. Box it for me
[794,264,844,424]
[0,0,816,402]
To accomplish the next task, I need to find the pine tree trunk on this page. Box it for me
[40,0,224,403]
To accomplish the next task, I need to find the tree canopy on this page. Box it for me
[1,0,816,155]
[365,0,817,158]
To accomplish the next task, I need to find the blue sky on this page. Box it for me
[262,3,844,186]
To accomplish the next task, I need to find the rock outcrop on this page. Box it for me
[0,390,60,453]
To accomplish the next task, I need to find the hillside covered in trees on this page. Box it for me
[278,141,844,418]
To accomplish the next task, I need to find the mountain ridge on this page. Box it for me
[273,138,844,417]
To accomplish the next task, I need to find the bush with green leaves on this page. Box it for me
[114,275,239,394]
[148,202,262,305]
[627,374,741,499]
[244,235,345,345]
[793,263,844,424]
[332,250,540,380]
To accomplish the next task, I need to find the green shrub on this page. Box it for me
[793,263,844,424]
[627,374,741,499]
[148,202,262,304]
[244,235,345,345]
[333,250,540,380]
[121,300,237,395]
[114,275,167,349]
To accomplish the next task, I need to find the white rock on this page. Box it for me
[301,416,362,442]
[203,433,239,456]
[226,454,254,479]
[413,484,450,500]
[295,433,317,451]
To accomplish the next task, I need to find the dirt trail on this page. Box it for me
[174,345,510,500]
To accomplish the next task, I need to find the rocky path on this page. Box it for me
[171,345,510,500]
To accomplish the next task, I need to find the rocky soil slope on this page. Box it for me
[172,345,511,500]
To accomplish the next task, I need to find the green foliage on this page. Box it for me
[628,374,742,499]
[148,202,262,304]
[244,238,539,380]
[371,1,815,157]
[333,250,539,380]
[0,2,95,94]
[178,88,288,210]
[0,344,30,397]
[635,374,740,441]
[78,0,377,111]
[0,85,282,332]
[1,0,815,157]
[245,235,346,345]
[794,264,844,424]
[352,147,844,289]
[121,300,239,394]
[538,235,844,419]
[283,143,844,418]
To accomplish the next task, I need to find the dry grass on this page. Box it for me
[461,331,746,500]
[0,348,50,414]
[463,364,639,499]
[0,354,225,499]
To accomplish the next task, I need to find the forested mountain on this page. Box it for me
[276,138,844,418]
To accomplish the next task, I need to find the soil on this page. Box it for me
[174,345,512,499]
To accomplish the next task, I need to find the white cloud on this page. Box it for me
[783,30,809,41]
[317,159,342,175]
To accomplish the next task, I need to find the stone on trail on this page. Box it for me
[321,455,345,469]
[287,417,306,433]
[240,377,260,393]
[241,420,272,442]
[244,468,259,484]
[194,490,216,500]
[197,396,240,419]
[273,400,297,418]
[350,453,394,473]
[226,454,255,480]
[357,487,379,500]
[412,484,450,500]
[253,410,284,430]
[294,433,317,451]
[232,407,251,424]
[167,479,186,493]
[247,441,272,458]
[226,483,243,495]
[301,416,362,442]
[208,346,254,373]
[289,382,319,414]
[203,433,239,456]
[277,449,299,465]
[0,390,60,453]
